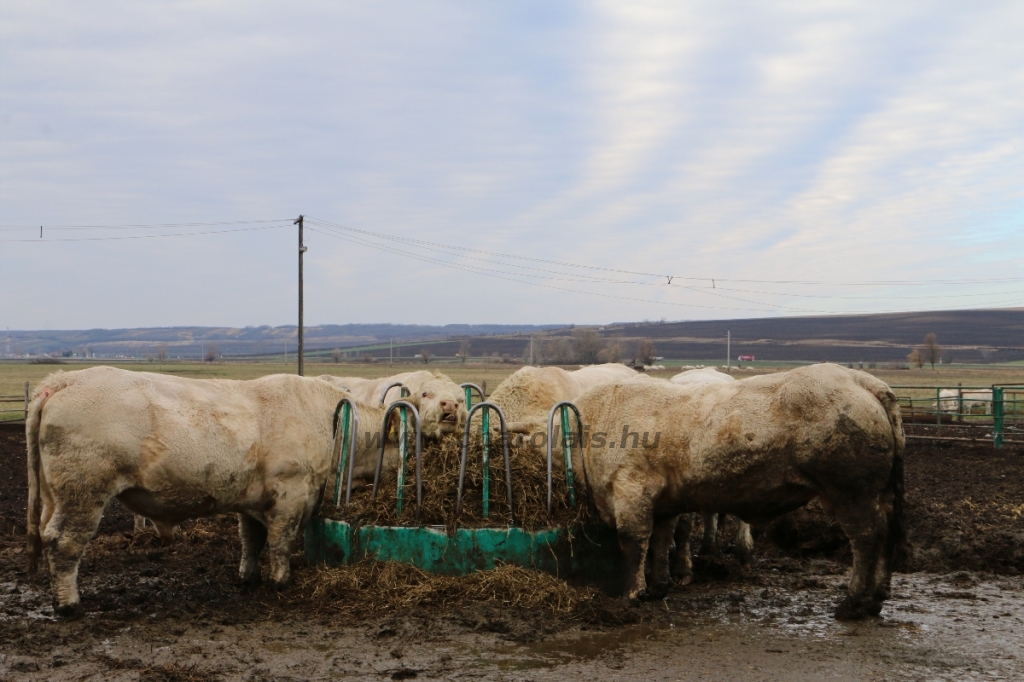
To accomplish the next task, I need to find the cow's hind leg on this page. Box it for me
[699,512,721,556]
[670,513,695,585]
[833,501,889,620]
[734,520,754,565]
[238,513,267,587]
[42,501,105,616]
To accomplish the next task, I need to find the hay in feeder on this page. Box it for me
[320,434,593,531]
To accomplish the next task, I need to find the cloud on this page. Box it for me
[1,1,1021,329]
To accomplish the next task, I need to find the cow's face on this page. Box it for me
[414,377,467,438]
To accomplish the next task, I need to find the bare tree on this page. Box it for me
[598,342,622,363]
[156,343,168,362]
[458,339,471,363]
[331,348,343,363]
[572,328,605,364]
[204,343,219,363]
[544,338,573,364]
[921,333,941,370]
[420,350,433,364]
[907,349,923,369]
[635,339,656,365]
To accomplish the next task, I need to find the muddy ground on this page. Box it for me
[1,424,1022,680]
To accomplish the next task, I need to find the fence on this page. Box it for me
[893,383,1024,448]
[0,382,29,422]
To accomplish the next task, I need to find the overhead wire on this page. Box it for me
[306,216,1024,287]
[307,226,1024,315]
[307,218,1024,303]
[0,224,290,242]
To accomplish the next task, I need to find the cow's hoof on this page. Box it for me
[648,582,671,600]
[834,596,882,621]
[239,573,262,591]
[268,579,290,592]
[672,571,694,585]
[53,601,81,619]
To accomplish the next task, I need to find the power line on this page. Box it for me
[308,219,1024,303]
[0,219,292,231]
[306,216,1024,287]
[0,224,290,242]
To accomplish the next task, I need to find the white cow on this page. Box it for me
[574,364,905,619]
[668,367,754,569]
[318,370,467,439]
[937,388,993,415]
[26,367,399,615]
[488,364,639,436]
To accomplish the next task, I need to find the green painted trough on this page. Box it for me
[303,519,622,591]
[305,394,623,591]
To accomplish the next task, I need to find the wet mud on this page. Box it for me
[2,424,1022,680]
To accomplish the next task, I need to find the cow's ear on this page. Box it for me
[386,410,402,440]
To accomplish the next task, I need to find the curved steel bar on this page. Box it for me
[546,401,585,515]
[460,383,485,409]
[456,402,515,524]
[330,398,360,505]
[378,381,407,406]
[371,400,423,514]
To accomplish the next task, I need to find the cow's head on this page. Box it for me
[411,373,467,439]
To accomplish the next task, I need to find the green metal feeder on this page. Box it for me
[306,396,623,589]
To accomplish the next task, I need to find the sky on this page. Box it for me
[1,1,1022,330]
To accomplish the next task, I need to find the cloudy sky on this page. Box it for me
[1,1,1022,329]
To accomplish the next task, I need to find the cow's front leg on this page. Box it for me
[612,475,658,605]
[263,485,312,589]
[647,516,677,598]
[671,513,695,585]
[238,513,267,587]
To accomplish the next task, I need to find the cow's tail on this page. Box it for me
[25,388,45,575]
[876,385,907,572]
[25,371,69,575]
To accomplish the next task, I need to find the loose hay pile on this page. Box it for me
[321,434,593,531]
[297,561,600,616]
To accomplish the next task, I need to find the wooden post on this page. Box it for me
[296,215,306,376]
[24,381,29,420]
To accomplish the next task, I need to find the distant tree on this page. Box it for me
[458,339,471,363]
[420,350,433,364]
[635,339,656,365]
[598,342,622,364]
[204,343,219,363]
[572,328,605,364]
[156,343,168,361]
[907,349,923,369]
[331,348,343,363]
[544,338,573,364]
[921,333,941,370]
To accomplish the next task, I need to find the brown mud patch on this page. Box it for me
[3,427,1023,679]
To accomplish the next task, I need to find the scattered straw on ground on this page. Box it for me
[295,561,600,616]
[321,434,593,531]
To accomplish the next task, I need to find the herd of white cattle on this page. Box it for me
[26,361,905,620]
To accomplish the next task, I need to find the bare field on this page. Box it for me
[2,361,1020,412]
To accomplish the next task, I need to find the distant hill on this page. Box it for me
[4,309,1022,364]
[1,323,564,359]
[404,309,1024,364]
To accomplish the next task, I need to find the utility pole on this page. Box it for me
[390,338,393,365]
[727,330,731,370]
[296,215,306,376]
[529,335,534,365]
